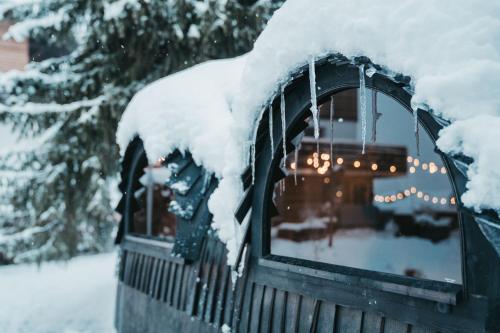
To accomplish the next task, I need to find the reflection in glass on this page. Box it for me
[131,164,176,241]
[270,89,462,283]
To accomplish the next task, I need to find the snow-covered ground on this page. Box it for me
[0,251,117,333]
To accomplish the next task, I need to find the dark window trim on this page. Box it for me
[259,255,462,305]
[122,235,184,264]
[251,60,468,308]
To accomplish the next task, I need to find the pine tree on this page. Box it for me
[0,0,282,263]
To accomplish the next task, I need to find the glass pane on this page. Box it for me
[131,164,176,241]
[270,88,462,284]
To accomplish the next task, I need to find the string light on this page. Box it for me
[371,163,378,171]
[406,155,447,176]
[373,186,456,206]
[353,160,361,168]
[389,165,397,173]
[337,157,344,165]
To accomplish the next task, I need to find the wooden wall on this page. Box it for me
[116,234,460,333]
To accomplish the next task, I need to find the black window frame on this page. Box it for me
[249,60,471,306]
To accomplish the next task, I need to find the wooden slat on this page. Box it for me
[271,290,287,333]
[141,256,151,293]
[134,254,144,289]
[222,267,235,327]
[411,325,435,333]
[214,263,230,327]
[259,286,276,333]
[123,251,134,284]
[167,263,178,305]
[186,240,208,316]
[298,295,316,332]
[154,260,165,300]
[239,282,255,333]
[148,257,158,296]
[335,306,363,333]
[315,302,336,333]
[383,317,410,333]
[361,311,384,333]
[180,263,192,311]
[204,244,222,323]
[285,293,302,332]
[174,264,185,309]
[249,284,265,333]
[160,261,172,302]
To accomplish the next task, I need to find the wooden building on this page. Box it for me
[114,56,500,332]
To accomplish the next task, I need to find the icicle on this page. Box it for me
[268,104,274,157]
[329,96,335,170]
[309,57,319,140]
[414,109,420,156]
[251,142,256,185]
[359,65,367,154]
[371,90,382,142]
[294,146,298,186]
[280,85,287,169]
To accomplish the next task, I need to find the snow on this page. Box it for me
[117,56,247,265]
[118,0,500,264]
[0,252,117,333]
[233,0,500,214]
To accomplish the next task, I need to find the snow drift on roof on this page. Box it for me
[233,0,500,213]
[118,0,500,264]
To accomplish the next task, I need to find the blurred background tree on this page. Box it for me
[0,0,283,263]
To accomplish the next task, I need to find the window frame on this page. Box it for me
[250,61,469,306]
[123,147,176,245]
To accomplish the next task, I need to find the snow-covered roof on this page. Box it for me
[117,0,500,264]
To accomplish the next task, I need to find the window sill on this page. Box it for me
[258,255,462,305]
[122,235,184,264]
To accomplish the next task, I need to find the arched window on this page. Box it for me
[269,87,462,284]
[130,162,177,241]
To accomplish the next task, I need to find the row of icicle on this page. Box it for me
[252,58,420,189]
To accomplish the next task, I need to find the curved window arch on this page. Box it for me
[130,162,177,241]
[268,87,462,284]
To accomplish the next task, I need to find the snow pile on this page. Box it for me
[0,252,117,333]
[117,57,247,264]
[118,0,500,263]
[233,0,500,212]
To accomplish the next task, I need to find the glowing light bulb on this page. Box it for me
[336,157,343,165]
[307,158,313,165]
[354,160,361,168]
[424,194,430,201]
[371,163,378,171]
[407,156,413,163]
[410,187,417,194]
[409,166,416,173]
[321,153,330,161]
[397,193,404,200]
[440,198,447,205]
[417,191,423,198]
[389,165,397,173]
[441,167,447,174]
[413,159,420,167]
[450,197,456,205]
[404,189,411,196]
[432,197,438,204]
[336,191,343,198]
[390,195,397,202]
[422,163,428,170]
[323,177,331,184]
[291,162,296,170]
